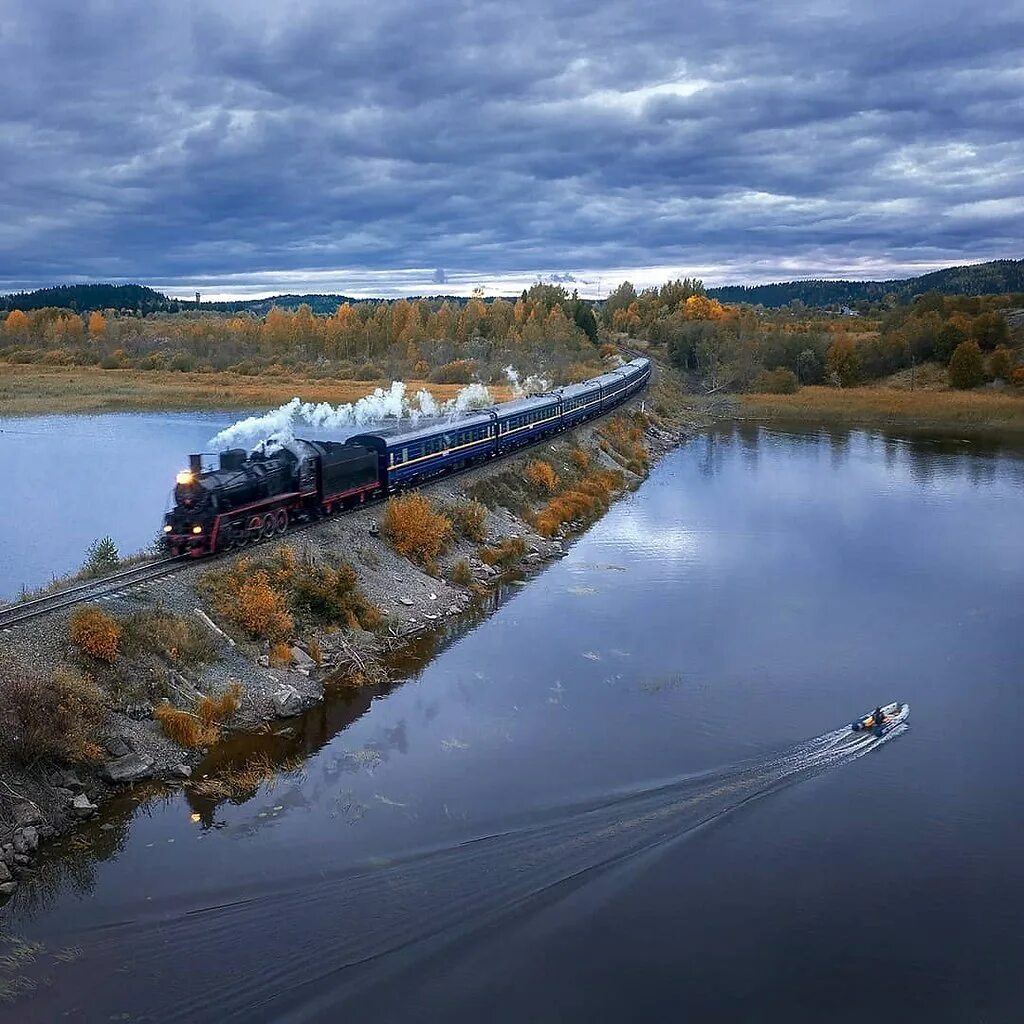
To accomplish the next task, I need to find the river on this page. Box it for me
[1,422,1023,1021]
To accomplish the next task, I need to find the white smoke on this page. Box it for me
[504,365,551,398]
[208,380,495,450]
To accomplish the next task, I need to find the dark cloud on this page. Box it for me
[0,0,1021,297]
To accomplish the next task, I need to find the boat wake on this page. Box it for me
[6,722,906,1022]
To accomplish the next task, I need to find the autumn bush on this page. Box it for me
[269,641,292,668]
[69,605,122,662]
[450,558,474,586]
[569,447,591,471]
[948,340,985,389]
[198,556,294,641]
[533,469,624,538]
[479,536,526,568]
[448,498,489,542]
[988,346,1015,382]
[267,545,381,629]
[599,416,649,475]
[0,664,106,763]
[120,609,218,666]
[524,460,560,494]
[751,368,800,394]
[1012,367,1024,388]
[383,492,453,569]
[198,681,242,727]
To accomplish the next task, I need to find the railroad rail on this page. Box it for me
[0,556,187,630]
[1,373,652,631]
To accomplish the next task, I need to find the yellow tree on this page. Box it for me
[2,309,29,340]
[262,307,294,348]
[88,311,107,339]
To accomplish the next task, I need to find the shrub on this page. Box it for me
[751,368,800,394]
[599,343,618,358]
[306,637,324,666]
[448,498,487,542]
[0,665,106,763]
[989,346,1015,382]
[383,493,453,567]
[569,447,591,471]
[269,641,293,667]
[267,546,381,629]
[81,536,120,578]
[479,536,526,568]
[198,557,294,641]
[524,460,560,494]
[429,359,478,384]
[354,363,383,380]
[99,355,121,369]
[599,416,649,475]
[1012,367,1024,388]
[70,605,122,662]
[450,559,473,586]
[825,337,862,387]
[533,469,623,537]
[948,340,985,389]
[120,610,218,665]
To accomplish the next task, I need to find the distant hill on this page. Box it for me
[707,258,1024,308]
[0,283,179,313]
[3,258,1022,314]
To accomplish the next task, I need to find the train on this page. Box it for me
[163,357,651,556]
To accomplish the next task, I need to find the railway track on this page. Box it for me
[1,375,652,631]
[0,556,187,630]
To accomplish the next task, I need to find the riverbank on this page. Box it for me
[0,363,699,901]
[733,383,1024,435]
[0,363,510,416]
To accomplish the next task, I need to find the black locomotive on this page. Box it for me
[164,357,650,556]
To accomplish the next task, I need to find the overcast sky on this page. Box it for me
[1,0,1022,299]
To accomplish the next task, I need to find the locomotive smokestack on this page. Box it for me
[189,453,202,477]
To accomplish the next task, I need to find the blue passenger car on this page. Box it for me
[348,411,497,491]
[494,393,562,452]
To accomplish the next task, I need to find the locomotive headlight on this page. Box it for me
[163,525,172,533]
[191,525,203,534]
[176,470,194,486]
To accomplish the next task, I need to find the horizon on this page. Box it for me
[2,255,1016,304]
[2,2,1022,300]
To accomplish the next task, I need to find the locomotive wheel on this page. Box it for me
[261,513,276,540]
[248,515,263,544]
[275,509,289,535]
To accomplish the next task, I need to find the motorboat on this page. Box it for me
[851,701,909,737]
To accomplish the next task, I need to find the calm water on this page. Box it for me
[0,412,244,599]
[2,423,1023,1022]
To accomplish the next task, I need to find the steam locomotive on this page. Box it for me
[163,357,650,556]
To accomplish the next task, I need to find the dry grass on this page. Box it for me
[449,558,474,586]
[0,363,511,416]
[198,557,294,641]
[598,415,650,474]
[69,605,122,663]
[269,642,293,668]
[0,665,106,763]
[155,681,241,748]
[383,492,453,568]
[739,384,1024,433]
[120,609,218,666]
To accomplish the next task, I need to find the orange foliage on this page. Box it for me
[69,605,122,662]
[533,470,623,538]
[197,681,242,727]
[524,460,559,494]
[383,492,453,567]
[569,447,591,470]
[2,309,29,338]
[199,557,294,641]
[154,705,219,748]
[88,311,107,338]
[269,642,293,668]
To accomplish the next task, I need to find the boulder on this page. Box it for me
[0,861,11,883]
[100,752,154,784]
[12,827,38,855]
[290,646,316,673]
[170,764,192,779]
[1,845,13,865]
[12,801,42,829]
[0,882,16,897]
[104,735,133,759]
[53,769,85,792]
[270,683,303,718]
[72,794,98,818]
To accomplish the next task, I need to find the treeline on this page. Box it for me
[0,283,177,314]
[614,286,1022,392]
[707,258,1024,308]
[0,285,603,384]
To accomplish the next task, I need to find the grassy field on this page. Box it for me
[738,384,1024,434]
[0,364,511,416]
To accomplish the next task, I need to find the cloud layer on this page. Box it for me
[1,0,1022,297]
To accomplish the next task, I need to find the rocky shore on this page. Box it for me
[0,363,700,902]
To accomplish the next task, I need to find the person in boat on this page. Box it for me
[874,705,886,727]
